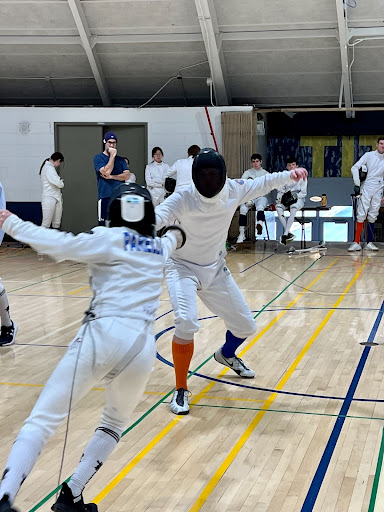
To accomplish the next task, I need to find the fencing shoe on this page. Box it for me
[286,232,295,242]
[0,322,17,346]
[366,242,379,251]
[236,233,245,244]
[280,235,287,245]
[348,242,362,252]
[0,495,19,512]
[170,388,190,415]
[214,348,255,378]
[51,482,98,512]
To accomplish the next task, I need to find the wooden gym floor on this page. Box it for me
[1,242,384,512]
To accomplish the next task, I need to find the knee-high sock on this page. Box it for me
[285,208,298,235]
[277,209,287,230]
[367,222,375,242]
[0,286,11,327]
[221,331,246,358]
[355,222,364,243]
[0,432,43,504]
[172,340,194,390]
[68,427,120,500]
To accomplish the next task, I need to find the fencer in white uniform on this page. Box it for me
[0,181,17,346]
[348,137,384,252]
[276,158,308,245]
[39,152,65,229]
[237,153,269,243]
[169,144,201,190]
[145,147,172,205]
[0,184,186,512]
[155,148,307,415]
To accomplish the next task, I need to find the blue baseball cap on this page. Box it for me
[103,131,118,143]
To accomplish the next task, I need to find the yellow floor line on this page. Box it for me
[92,258,339,505]
[69,285,89,295]
[188,257,369,511]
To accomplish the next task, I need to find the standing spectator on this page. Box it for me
[122,157,137,184]
[93,132,130,225]
[348,137,384,251]
[276,158,308,245]
[169,145,201,191]
[237,153,269,243]
[39,152,64,229]
[0,181,17,347]
[145,147,171,205]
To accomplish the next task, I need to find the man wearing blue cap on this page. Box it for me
[94,132,130,225]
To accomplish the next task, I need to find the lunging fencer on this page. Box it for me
[0,184,186,512]
[276,158,308,245]
[155,148,308,415]
[237,153,269,243]
[348,137,384,252]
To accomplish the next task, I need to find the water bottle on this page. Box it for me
[321,194,327,207]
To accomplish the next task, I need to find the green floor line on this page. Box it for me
[183,401,384,422]
[368,427,384,512]
[28,256,325,512]
[9,267,85,293]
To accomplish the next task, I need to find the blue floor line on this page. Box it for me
[300,298,384,511]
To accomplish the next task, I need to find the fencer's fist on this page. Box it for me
[0,209,12,228]
[107,147,117,158]
[290,167,308,181]
[161,225,186,249]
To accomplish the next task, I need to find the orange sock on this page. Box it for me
[172,340,194,390]
[355,222,364,243]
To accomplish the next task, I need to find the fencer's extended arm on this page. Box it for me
[238,170,295,204]
[351,154,368,186]
[2,214,113,263]
[155,191,183,229]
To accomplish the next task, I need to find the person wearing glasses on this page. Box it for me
[93,132,130,225]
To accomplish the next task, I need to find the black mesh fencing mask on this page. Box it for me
[107,183,156,237]
[192,148,227,199]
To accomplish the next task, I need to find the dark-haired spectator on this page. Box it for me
[93,132,130,225]
[39,152,65,229]
[169,145,201,191]
[145,147,171,205]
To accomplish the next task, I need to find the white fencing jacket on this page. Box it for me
[3,215,179,321]
[156,171,294,267]
[41,161,64,200]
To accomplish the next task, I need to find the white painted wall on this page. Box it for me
[0,106,252,202]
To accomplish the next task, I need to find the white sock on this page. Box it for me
[68,427,120,498]
[239,226,245,236]
[285,208,298,235]
[0,432,43,503]
[0,286,11,327]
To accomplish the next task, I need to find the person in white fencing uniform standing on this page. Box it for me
[155,148,307,415]
[237,153,269,243]
[169,144,201,191]
[144,147,171,205]
[348,137,384,252]
[0,181,17,347]
[0,183,186,512]
[39,152,65,229]
[276,157,308,245]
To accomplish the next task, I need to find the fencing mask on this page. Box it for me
[107,183,155,237]
[192,148,227,199]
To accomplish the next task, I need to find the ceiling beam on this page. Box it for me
[67,0,111,106]
[335,0,353,117]
[194,0,230,105]
[348,27,384,40]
